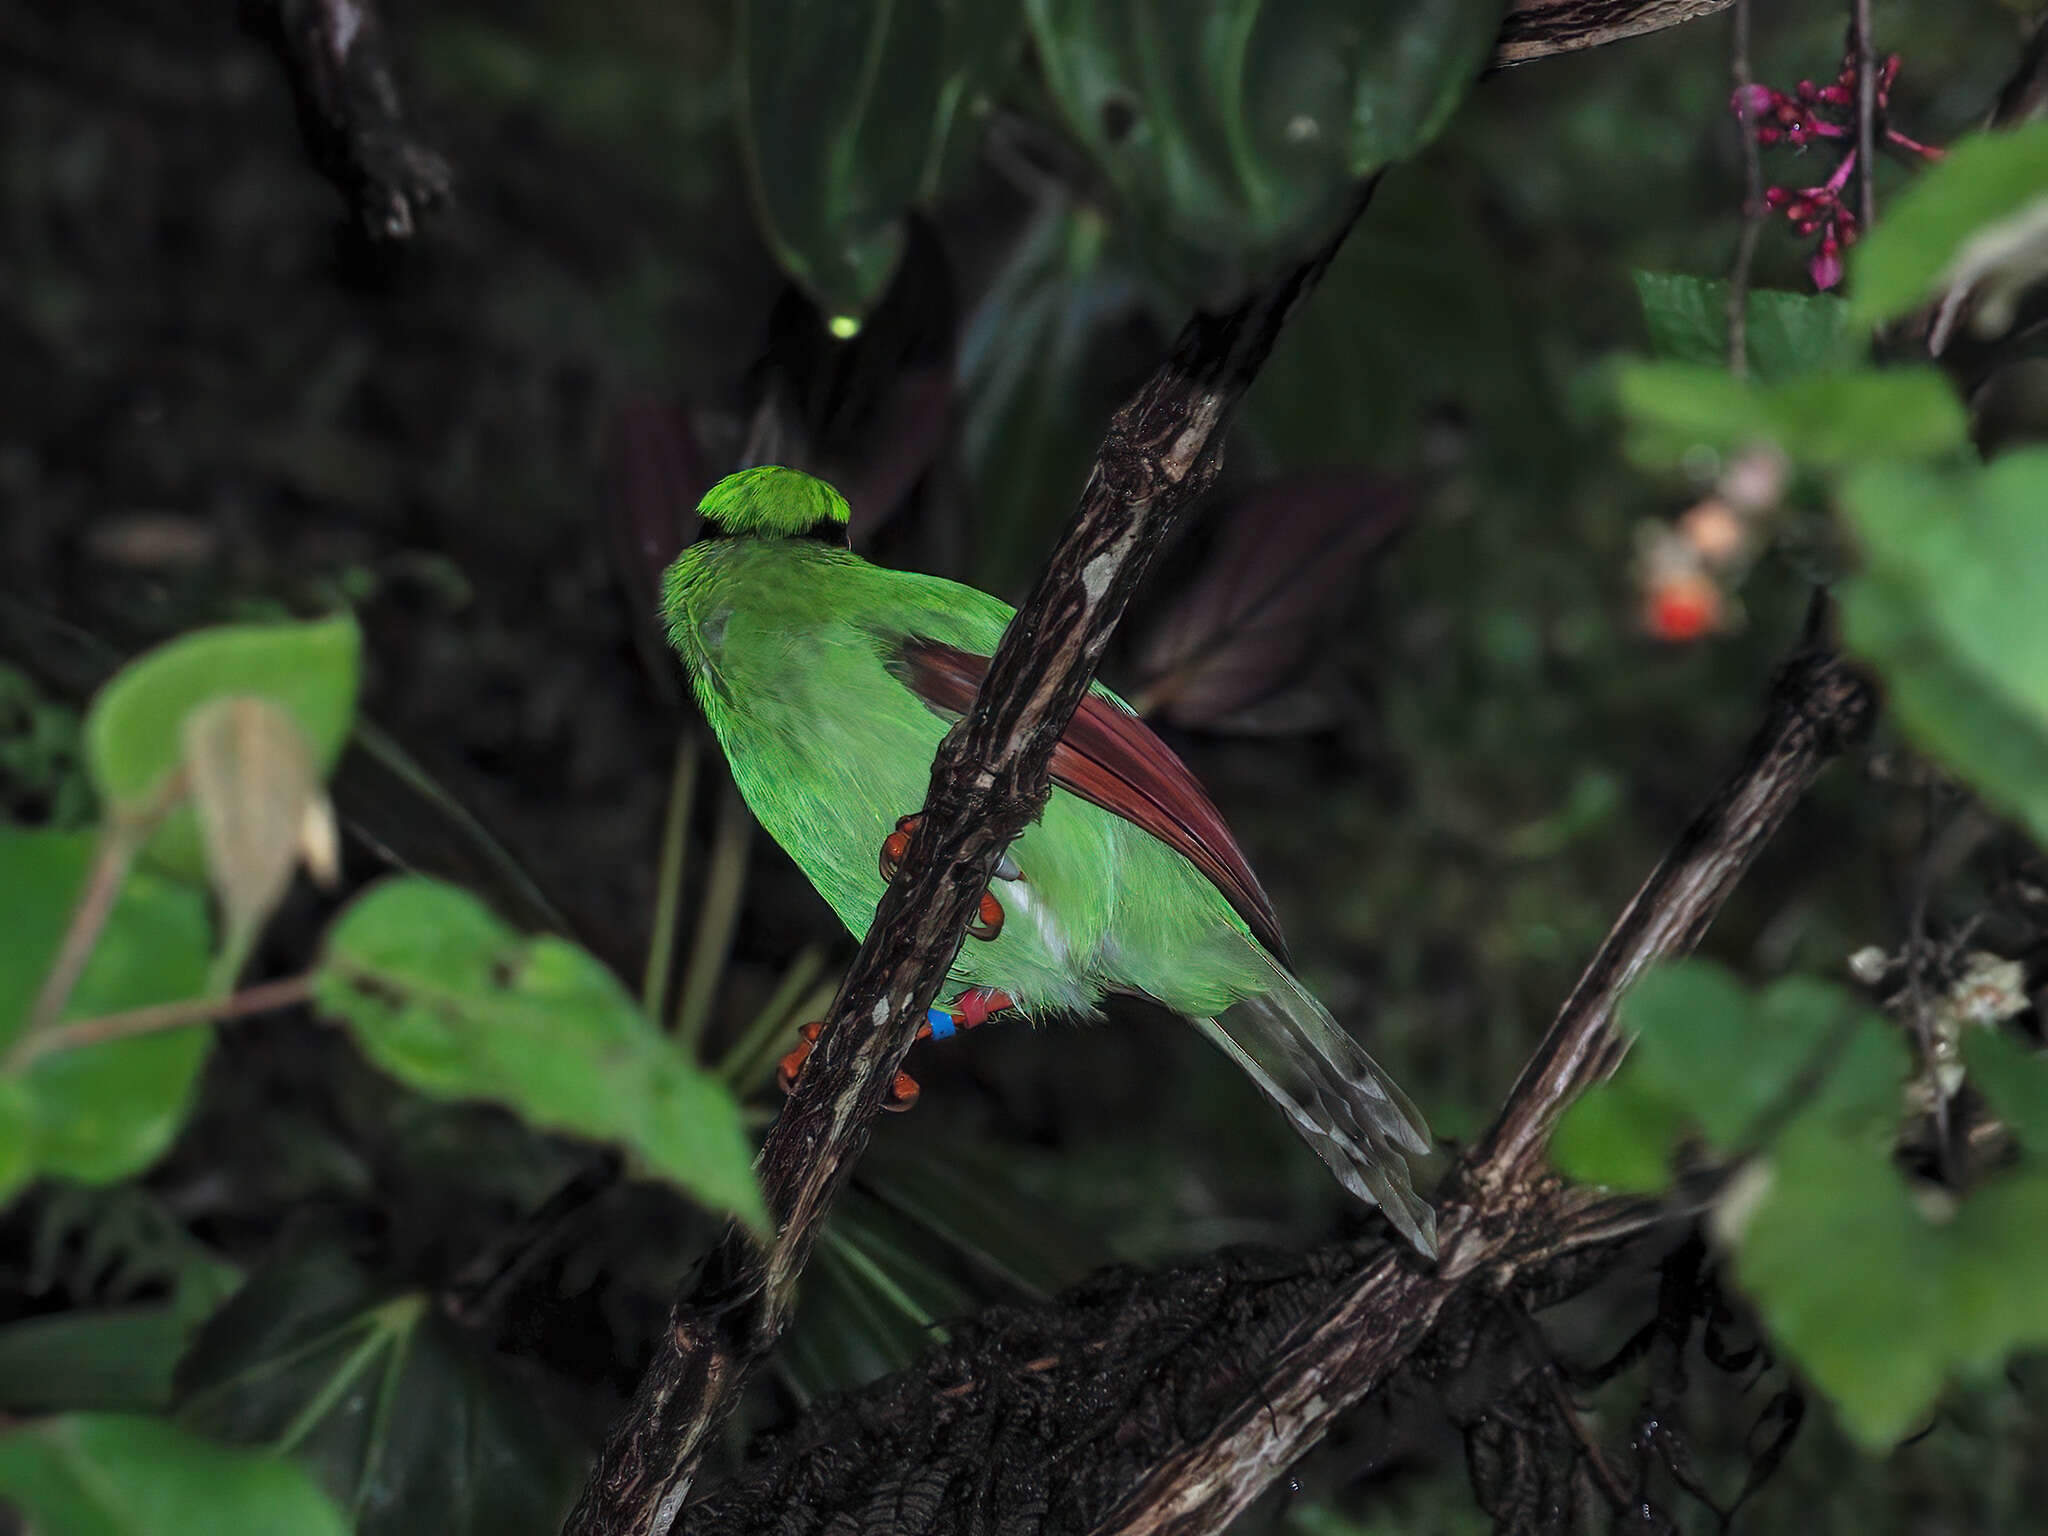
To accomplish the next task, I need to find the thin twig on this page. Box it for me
[1727,0,1764,379]
[1851,0,1877,233]
[1510,1305,1641,1520]
[10,973,313,1068]
[26,770,188,1037]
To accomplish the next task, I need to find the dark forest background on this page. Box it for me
[4,3,2047,1533]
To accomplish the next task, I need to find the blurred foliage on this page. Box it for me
[3,0,2048,1533]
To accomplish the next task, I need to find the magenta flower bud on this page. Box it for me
[1809,247,1844,291]
[1731,83,1775,119]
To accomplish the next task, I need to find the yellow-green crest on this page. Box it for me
[697,466,851,538]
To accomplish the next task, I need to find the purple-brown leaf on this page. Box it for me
[603,397,710,696]
[1133,472,1409,731]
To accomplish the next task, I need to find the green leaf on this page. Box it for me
[0,1413,350,1536]
[737,0,1022,326]
[1579,960,2048,1449]
[1617,362,1968,470]
[1839,451,2048,846]
[1027,0,1503,302]
[1633,272,1852,381]
[174,1245,586,1536]
[314,877,767,1233]
[83,616,360,879]
[1964,1028,2048,1150]
[1734,1128,1944,1448]
[1850,121,2048,326]
[1619,964,1879,1150]
[780,1187,977,1401]
[1,828,213,1199]
[0,1307,192,1414]
[1548,1079,1685,1192]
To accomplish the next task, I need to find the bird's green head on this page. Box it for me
[696,466,851,540]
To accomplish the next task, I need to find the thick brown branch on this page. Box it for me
[1091,650,1871,1536]
[245,0,450,242]
[563,184,1376,1536]
[675,646,1870,1536]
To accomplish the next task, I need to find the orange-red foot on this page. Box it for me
[878,814,921,881]
[951,986,1014,1029]
[878,813,1007,942]
[965,889,1004,941]
[775,1019,921,1111]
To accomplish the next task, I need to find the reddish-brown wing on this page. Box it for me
[889,637,1286,957]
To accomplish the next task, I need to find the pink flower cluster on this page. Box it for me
[1731,54,1943,291]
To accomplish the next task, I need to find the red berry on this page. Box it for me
[1645,575,1721,643]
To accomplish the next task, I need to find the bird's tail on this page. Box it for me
[1194,964,1437,1257]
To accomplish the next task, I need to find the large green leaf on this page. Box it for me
[0,828,214,1200]
[173,1246,586,1536]
[314,877,767,1233]
[1616,362,1968,471]
[1850,121,2048,326]
[82,616,360,879]
[737,0,1021,327]
[0,1413,350,1536]
[1555,959,2048,1449]
[1839,451,2048,846]
[0,1308,192,1414]
[1633,271,1852,381]
[1027,0,1502,302]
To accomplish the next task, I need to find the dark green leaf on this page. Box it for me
[0,1413,350,1536]
[82,616,360,879]
[1850,121,2048,326]
[315,877,767,1232]
[738,0,1021,326]
[1027,0,1502,301]
[1,828,213,1199]
[174,1246,586,1536]
[0,1307,191,1414]
[1633,271,1852,381]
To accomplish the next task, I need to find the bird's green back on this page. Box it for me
[663,534,1269,1019]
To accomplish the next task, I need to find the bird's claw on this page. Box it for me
[878,814,920,882]
[876,813,1009,942]
[773,989,1015,1112]
[776,1019,921,1112]
[964,889,1004,941]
